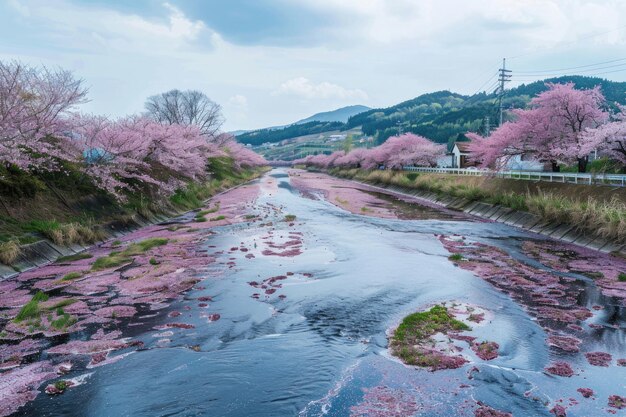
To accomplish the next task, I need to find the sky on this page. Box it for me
[2,0,626,131]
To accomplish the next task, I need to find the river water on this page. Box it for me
[15,169,626,417]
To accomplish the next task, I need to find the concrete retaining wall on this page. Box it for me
[355,181,626,258]
[0,176,261,280]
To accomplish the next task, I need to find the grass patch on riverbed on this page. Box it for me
[14,291,49,322]
[91,253,133,271]
[91,238,167,271]
[57,252,93,263]
[329,168,626,242]
[122,238,168,256]
[60,272,82,281]
[391,305,470,367]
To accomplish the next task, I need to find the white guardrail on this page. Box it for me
[401,166,626,187]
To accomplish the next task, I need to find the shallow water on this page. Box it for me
[15,169,626,416]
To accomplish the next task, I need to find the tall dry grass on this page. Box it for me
[0,240,20,265]
[330,168,626,243]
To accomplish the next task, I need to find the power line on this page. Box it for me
[512,66,626,82]
[514,61,626,77]
[514,57,626,74]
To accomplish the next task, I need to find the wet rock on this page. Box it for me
[207,314,220,322]
[608,395,626,409]
[550,404,567,417]
[472,341,499,361]
[584,351,612,367]
[577,388,594,398]
[153,323,195,330]
[545,361,574,377]
[168,311,182,318]
[474,403,512,417]
[546,334,582,353]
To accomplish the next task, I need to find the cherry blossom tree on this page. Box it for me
[467,83,607,172]
[73,115,227,199]
[381,133,446,169]
[0,61,88,171]
[221,139,268,169]
[588,104,626,169]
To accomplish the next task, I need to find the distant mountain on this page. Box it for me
[236,76,626,147]
[295,105,371,124]
[229,130,250,136]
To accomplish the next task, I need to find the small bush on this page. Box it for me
[284,214,296,222]
[0,240,20,265]
[448,253,463,262]
[149,257,158,265]
[619,273,626,282]
[209,215,226,221]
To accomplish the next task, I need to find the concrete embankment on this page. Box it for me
[346,180,625,257]
[0,178,261,280]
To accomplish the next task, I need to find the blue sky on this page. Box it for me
[2,0,626,131]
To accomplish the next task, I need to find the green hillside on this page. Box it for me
[237,76,626,148]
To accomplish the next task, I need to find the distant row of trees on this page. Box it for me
[0,61,266,200]
[467,83,626,173]
[296,82,626,174]
[294,133,445,170]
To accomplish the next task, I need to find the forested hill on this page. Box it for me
[237,76,626,146]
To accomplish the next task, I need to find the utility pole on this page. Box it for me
[497,58,512,126]
[483,116,490,136]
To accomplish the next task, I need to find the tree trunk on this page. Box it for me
[577,156,588,173]
[551,161,560,172]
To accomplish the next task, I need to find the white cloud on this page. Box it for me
[8,0,213,54]
[274,77,368,100]
[228,94,248,109]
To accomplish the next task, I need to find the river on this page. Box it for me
[7,169,626,417]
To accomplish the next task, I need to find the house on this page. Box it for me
[451,142,472,168]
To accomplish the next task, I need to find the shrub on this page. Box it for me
[0,240,20,265]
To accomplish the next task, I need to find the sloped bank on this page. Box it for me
[319,168,626,256]
[0,169,268,280]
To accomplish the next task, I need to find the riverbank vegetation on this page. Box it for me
[327,168,626,243]
[0,60,267,266]
[295,83,626,174]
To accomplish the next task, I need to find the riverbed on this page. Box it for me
[2,169,626,417]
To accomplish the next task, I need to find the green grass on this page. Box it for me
[91,238,168,270]
[284,214,297,222]
[619,273,626,282]
[209,215,226,221]
[149,257,158,265]
[50,299,77,309]
[22,219,61,234]
[194,216,208,222]
[57,252,93,263]
[60,272,82,281]
[14,291,48,322]
[121,238,168,256]
[393,305,470,343]
[51,312,76,330]
[91,254,133,271]
[111,240,122,247]
[54,380,69,391]
[448,253,463,262]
